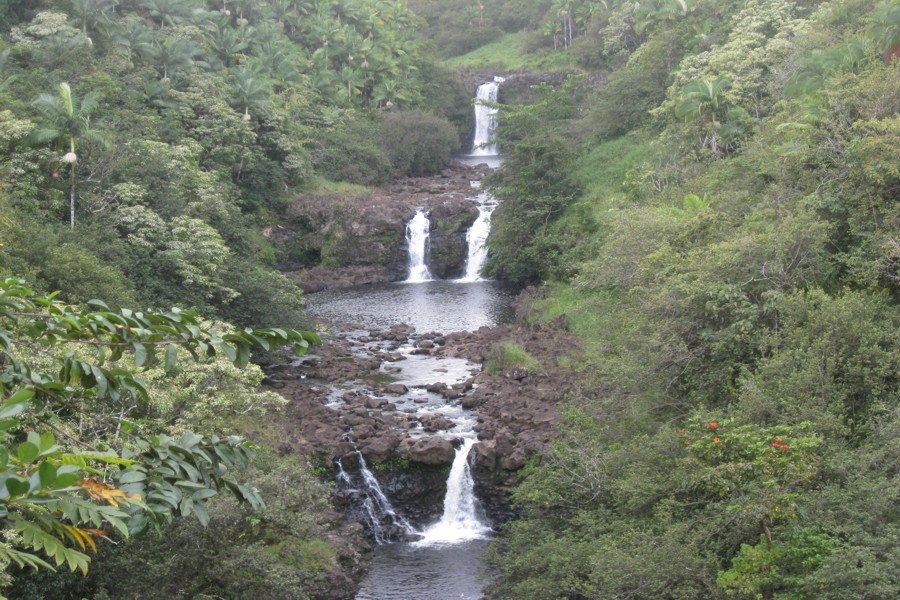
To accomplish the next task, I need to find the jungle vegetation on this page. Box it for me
[0,1,897,599]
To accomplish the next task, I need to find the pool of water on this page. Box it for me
[354,539,493,600]
[305,280,516,333]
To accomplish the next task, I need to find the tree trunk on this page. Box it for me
[69,163,76,229]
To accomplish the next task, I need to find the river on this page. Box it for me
[305,77,508,600]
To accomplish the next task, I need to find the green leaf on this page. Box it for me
[133,342,147,368]
[54,472,81,489]
[0,403,28,420]
[6,388,35,405]
[17,441,39,464]
[38,462,57,488]
[164,345,178,372]
[5,476,30,498]
[192,502,209,526]
[118,470,147,484]
[38,432,56,454]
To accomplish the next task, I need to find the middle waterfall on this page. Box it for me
[405,209,432,282]
[458,185,498,282]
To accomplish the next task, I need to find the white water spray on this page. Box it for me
[471,76,505,156]
[354,453,416,544]
[458,191,499,282]
[416,438,491,546]
[405,209,432,282]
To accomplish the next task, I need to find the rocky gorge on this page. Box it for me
[268,161,495,292]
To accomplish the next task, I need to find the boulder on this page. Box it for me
[406,437,455,465]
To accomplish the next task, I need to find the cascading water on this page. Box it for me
[458,186,499,282]
[405,209,432,282]
[416,438,491,545]
[348,453,416,544]
[471,76,505,156]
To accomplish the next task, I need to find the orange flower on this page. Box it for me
[713,437,721,443]
[678,429,685,434]
[706,422,719,429]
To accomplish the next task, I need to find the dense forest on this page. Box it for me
[0,0,898,599]
[476,1,899,599]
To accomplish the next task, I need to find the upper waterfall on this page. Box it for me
[471,76,505,156]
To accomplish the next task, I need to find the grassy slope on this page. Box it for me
[443,32,579,71]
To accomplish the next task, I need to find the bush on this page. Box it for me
[311,115,393,186]
[380,110,460,177]
[485,341,543,376]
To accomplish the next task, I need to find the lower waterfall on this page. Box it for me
[340,453,416,544]
[416,438,491,545]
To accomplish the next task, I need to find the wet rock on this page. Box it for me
[419,414,455,432]
[441,387,463,400]
[384,383,409,395]
[402,437,455,465]
[461,395,481,409]
[364,396,389,409]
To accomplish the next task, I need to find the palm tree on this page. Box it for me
[870,2,900,63]
[70,0,119,37]
[139,0,201,28]
[30,83,112,228]
[231,68,272,120]
[676,77,730,153]
[0,49,18,93]
[111,16,155,66]
[140,36,205,82]
[201,16,249,68]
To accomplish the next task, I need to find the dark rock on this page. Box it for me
[404,437,455,465]
[505,367,529,381]
[384,383,409,395]
[419,414,455,432]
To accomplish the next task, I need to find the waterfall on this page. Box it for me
[349,453,416,544]
[458,190,499,282]
[405,209,432,282]
[471,76,505,156]
[416,438,491,546]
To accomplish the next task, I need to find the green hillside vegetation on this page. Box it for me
[479,1,900,599]
[0,1,464,597]
[0,0,898,597]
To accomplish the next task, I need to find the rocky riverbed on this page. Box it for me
[265,307,578,528]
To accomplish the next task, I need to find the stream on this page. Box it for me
[305,78,507,600]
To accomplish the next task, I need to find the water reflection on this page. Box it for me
[355,539,492,600]
[305,280,516,333]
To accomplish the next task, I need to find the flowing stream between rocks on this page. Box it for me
[306,278,513,599]
[303,77,510,600]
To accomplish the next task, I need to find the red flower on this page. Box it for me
[706,422,719,429]
[678,429,685,434]
[713,437,721,443]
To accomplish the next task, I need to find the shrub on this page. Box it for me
[485,341,543,376]
[380,110,460,177]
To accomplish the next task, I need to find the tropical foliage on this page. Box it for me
[480,1,900,599]
[0,278,318,590]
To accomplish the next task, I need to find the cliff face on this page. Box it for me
[270,162,492,291]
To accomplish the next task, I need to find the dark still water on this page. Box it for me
[355,539,492,600]
[305,280,516,332]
